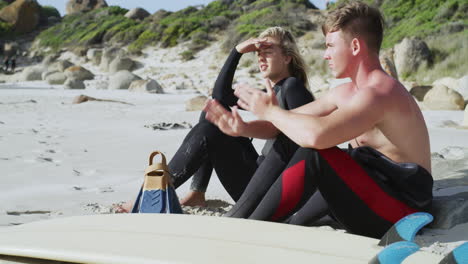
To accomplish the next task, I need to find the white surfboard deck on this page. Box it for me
[0,214,442,264]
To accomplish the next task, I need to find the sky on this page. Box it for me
[36,0,329,16]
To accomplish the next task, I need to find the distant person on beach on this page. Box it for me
[205,1,433,238]
[3,56,10,72]
[115,26,314,212]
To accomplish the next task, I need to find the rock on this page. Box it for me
[124,8,150,20]
[433,77,459,92]
[66,0,108,15]
[457,75,468,100]
[64,78,85,89]
[100,47,125,72]
[86,48,102,65]
[463,106,468,127]
[21,66,45,81]
[185,95,208,111]
[0,0,41,34]
[430,192,468,229]
[64,66,94,81]
[423,84,464,110]
[41,70,57,81]
[128,79,163,93]
[45,72,66,85]
[49,60,74,73]
[108,57,135,74]
[379,49,398,80]
[41,54,59,67]
[108,70,141,90]
[410,85,432,102]
[394,38,432,78]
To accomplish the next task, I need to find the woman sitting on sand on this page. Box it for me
[117,26,314,212]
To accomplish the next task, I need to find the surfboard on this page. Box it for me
[0,214,443,264]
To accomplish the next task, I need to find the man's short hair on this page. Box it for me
[322,1,384,54]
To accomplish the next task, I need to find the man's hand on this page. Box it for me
[204,99,247,137]
[234,80,279,120]
[236,38,272,54]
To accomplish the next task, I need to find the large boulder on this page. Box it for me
[433,77,459,92]
[48,60,74,73]
[64,78,85,89]
[108,57,135,74]
[394,38,432,78]
[128,79,163,93]
[45,72,66,85]
[457,75,468,100]
[66,0,108,15]
[0,0,41,34]
[64,66,94,81]
[108,70,141,90]
[124,8,150,20]
[423,84,465,110]
[21,66,45,81]
[100,47,125,72]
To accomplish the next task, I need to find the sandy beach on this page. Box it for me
[0,77,467,257]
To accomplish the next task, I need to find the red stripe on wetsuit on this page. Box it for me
[270,147,418,223]
[271,160,305,221]
[318,147,418,223]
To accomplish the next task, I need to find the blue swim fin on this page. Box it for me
[378,212,433,247]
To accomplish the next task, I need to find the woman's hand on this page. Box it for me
[235,38,272,54]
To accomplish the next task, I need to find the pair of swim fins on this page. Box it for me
[131,151,183,214]
[370,212,467,264]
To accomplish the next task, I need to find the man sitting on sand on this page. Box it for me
[205,1,433,238]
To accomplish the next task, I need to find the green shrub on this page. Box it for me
[41,5,60,18]
[180,50,195,61]
[0,21,13,38]
[0,0,8,10]
[128,30,160,52]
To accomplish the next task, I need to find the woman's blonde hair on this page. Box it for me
[259,27,309,89]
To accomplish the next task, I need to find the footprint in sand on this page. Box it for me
[99,187,114,193]
[37,157,54,163]
[6,210,51,216]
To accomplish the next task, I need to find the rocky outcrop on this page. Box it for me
[64,78,85,89]
[21,66,45,81]
[64,66,94,81]
[100,47,125,72]
[66,0,108,15]
[108,70,141,90]
[457,75,468,100]
[86,48,102,65]
[394,38,432,78]
[410,85,432,102]
[423,85,464,110]
[108,57,135,74]
[0,0,41,34]
[49,60,74,73]
[45,72,66,85]
[124,8,150,20]
[430,147,468,229]
[128,79,163,93]
[185,95,208,111]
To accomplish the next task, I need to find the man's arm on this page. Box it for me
[203,99,279,139]
[236,84,386,149]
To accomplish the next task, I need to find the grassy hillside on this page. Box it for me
[35,0,317,55]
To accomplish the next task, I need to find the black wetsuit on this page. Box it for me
[226,144,433,239]
[167,48,314,200]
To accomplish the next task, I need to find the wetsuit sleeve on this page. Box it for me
[281,77,315,110]
[212,48,243,109]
